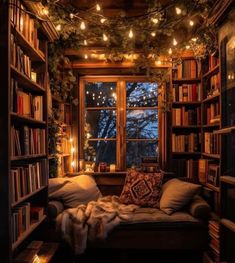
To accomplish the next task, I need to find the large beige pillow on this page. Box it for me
[159,178,201,215]
[49,175,102,208]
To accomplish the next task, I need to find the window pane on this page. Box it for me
[126,82,157,107]
[126,110,158,139]
[85,110,116,138]
[126,141,158,168]
[85,82,117,107]
[84,140,116,164]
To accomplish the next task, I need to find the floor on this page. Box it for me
[52,246,204,263]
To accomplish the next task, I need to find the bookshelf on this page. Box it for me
[48,94,73,178]
[0,1,57,262]
[171,57,202,180]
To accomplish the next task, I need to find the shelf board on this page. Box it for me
[11,24,46,63]
[213,126,235,134]
[221,218,235,233]
[12,215,47,251]
[202,93,220,103]
[172,125,200,129]
[11,66,45,93]
[202,153,220,159]
[11,154,47,161]
[11,186,47,207]
[172,101,201,106]
[220,176,235,186]
[10,112,46,125]
[202,64,220,79]
[203,183,220,192]
[202,123,220,128]
[172,78,201,83]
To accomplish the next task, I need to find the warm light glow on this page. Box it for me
[173,38,178,46]
[189,20,194,26]
[96,4,101,11]
[42,7,49,16]
[84,40,87,45]
[151,18,159,24]
[151,32,156,37]
[175,7,182,15]
[103,33,108,41]
[168,48,172,54]
[70,13,74,19]
[55,24,61,31]
[84,54,88,59]
[186,45,190,49]
[128,29,134,38]
[71,161,75,167]
[155,60,162,65]
[69,138,73,143]
[100,18,107,24]
[192,37,197,42]
[71,147,75,153]
[80,21,86,30]
[87,132,92,139]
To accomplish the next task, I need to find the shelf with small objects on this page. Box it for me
[170,56,202,180]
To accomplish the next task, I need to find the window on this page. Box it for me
[79,77,158,169]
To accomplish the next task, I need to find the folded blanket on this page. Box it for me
[57,195,139,254]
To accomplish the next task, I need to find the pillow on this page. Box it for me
[188,195,211,220]
[119,169,163,207]
[49,175,102,208]
[159,178,201,215]
[48,177,70,195]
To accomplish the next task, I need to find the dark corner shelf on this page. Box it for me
[11,154,47,161]
[202,153,220,159]
[221,218,235,233]
[220,176,235,186]
[202,93,220,103]
[202,123,220,129]
[213,126,235,134]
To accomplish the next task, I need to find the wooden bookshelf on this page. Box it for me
[0,1,57,262]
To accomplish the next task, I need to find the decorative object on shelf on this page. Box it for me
[110,164,116,172]
[98,162,107,172]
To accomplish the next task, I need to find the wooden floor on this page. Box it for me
[52,246,203,263]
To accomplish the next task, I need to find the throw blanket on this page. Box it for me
[57,195,139,254]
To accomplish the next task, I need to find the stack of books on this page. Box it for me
[141,157,159,172]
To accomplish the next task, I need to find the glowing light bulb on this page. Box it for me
[189,20,194,26]
[70,138,73,143]
[128,29,134,38]
[152,18,159,24]
[86,91,89,94]
[151,32,156,37]
[42,7,49,16]
[155,60,162,65]
[103,33,108,41]
[173,38,178,46]
[84,40,87,45]
[96,4,101,11]
[186,45,190,49]
[168,48,172,55]
[55,24,61,31]
[71,147,75,153]
[175,7,182,15]
[71,161,75,167]
[100,18,106,24]
[80,21,86,30]
[70,13,74,19]
[84,54,88,59]
[191,37,197,42]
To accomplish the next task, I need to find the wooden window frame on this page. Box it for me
[79,76,159,170]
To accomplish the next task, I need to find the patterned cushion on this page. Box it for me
[119,169,163,207]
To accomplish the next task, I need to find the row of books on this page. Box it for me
[10,34,32,78]
[12,203,44,244]
[208,73,220,92]
[11,160,47,203]
[173,60,199,79]
[204,133,220,155]
[11,126,46,157]
[172,133,201,152]
[172,84,201,102]
[204,102,220,125]
[11,79,43,120]
[10,0,42,53]
[172,107,201,126]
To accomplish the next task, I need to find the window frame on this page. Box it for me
[79,76,159,170]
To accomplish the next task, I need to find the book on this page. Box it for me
[30,207,44,221]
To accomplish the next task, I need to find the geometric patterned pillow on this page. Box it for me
[119,169,163,207]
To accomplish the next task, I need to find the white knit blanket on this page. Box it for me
[57,195,139,254]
